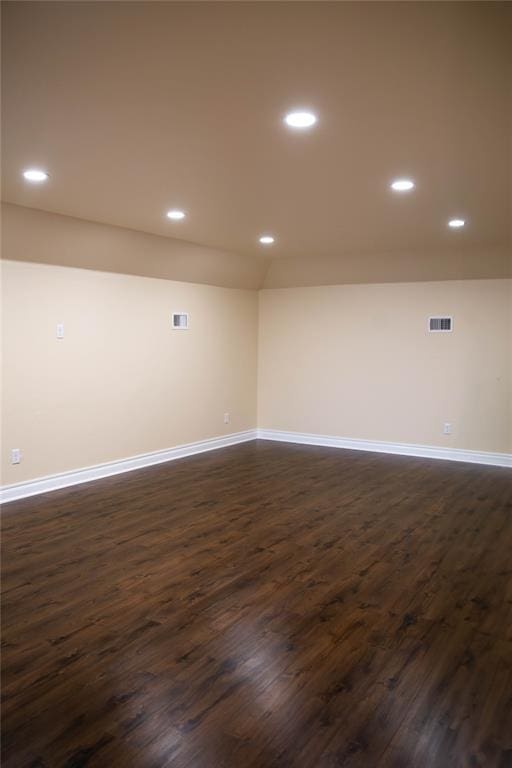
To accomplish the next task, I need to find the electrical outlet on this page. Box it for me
[56,323,64,339]
[11,448,22,465]
[223,413,230,425]
[443,423,452,435]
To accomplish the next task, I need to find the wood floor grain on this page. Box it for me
[1,440,512,768]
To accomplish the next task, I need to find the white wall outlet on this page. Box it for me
[56,323,65,339]
[223,413,230,424]
[11,448,22,464]
[443,423,452,435]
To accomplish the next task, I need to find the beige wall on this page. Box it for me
[1,260,258,485]
[258,280,512,454]
[2,212,511,489]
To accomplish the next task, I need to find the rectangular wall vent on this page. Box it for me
[429,316,453,332]
[172,312,189,330]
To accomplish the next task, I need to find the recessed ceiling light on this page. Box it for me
[166,209,186,220]
[448,218,465,228]
[390,179,415,192]
[259,235,275,245]
[23,168,49,183]
[284,111,317,129]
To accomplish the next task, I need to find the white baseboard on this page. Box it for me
[0,430,257,504]
[257,429,512,468]
[2,427,509,504]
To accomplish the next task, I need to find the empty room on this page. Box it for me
[1,1,511,766]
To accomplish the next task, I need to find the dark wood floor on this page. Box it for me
[2,440,512,768]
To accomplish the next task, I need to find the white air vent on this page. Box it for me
[172,312,189,330]
[429,316,453,332]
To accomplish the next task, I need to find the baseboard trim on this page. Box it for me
[2,427,509,504]
[0,430,258,504]
[257,429,512,468]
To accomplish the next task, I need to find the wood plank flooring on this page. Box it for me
[2,439,512,768]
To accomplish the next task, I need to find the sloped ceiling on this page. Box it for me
[2,1,511,287]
